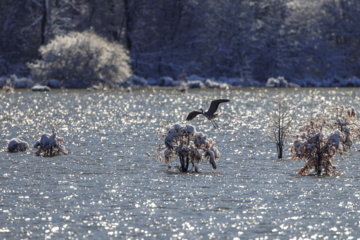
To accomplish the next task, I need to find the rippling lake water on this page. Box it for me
[1,88,360,239]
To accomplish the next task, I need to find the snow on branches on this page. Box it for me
[157,124,220,172]
[292,106,359,176]
[34,130,70,157]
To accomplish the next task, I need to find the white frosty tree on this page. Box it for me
[156,124,220,172]
[28,31,131,88]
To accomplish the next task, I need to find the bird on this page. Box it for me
[186,99,230,129]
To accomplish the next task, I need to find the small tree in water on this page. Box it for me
[268,100,295,159]
[292,106,358,175]
[156,124,220,172]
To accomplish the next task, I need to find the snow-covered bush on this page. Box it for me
[292,106,358,176]
[157,124,220,172]
[127,75,148,87]
[187,80,205,89]
[32,85,50,91]
[187,75,205,82]
[7,138,29,152]
[204,79,229,89]
[28,31,131,88]
[266,76,300,88]
[158,76,177,87]
[34,131,69,157]
[10,74,34,88]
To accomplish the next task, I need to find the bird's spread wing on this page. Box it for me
[186,111,203,121]
[208,99,230,114]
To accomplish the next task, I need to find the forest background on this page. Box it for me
[0,0,359,87]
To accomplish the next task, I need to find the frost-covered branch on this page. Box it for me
[292,106,359,175]
[157,124,220,172]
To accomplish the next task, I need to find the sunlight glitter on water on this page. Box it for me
[1,88,360,239]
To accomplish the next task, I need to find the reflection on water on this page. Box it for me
[1,88,360,239]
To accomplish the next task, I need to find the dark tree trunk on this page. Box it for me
[40,0,48,45]
[88,0,95,28]
[317,151,322,175]
[179,155,189,172]
[277,143,283,159]
[277,123,283,159]
[123,0,132,51]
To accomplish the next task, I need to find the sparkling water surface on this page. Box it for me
[1,88,360,239]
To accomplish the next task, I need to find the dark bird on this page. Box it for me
[186,99,230,129]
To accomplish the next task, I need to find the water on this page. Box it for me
[1,88,360,239]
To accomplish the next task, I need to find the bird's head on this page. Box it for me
[199,108,204,113]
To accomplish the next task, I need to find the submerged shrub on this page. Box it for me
[292,106,358,176]
[28,31,131,88]
[7,138,29,152]
[156,123,220,172]
[34,130,70,157]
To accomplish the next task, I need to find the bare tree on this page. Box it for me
[268,99,296,159]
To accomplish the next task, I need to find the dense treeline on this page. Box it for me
[0,0,359,84]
